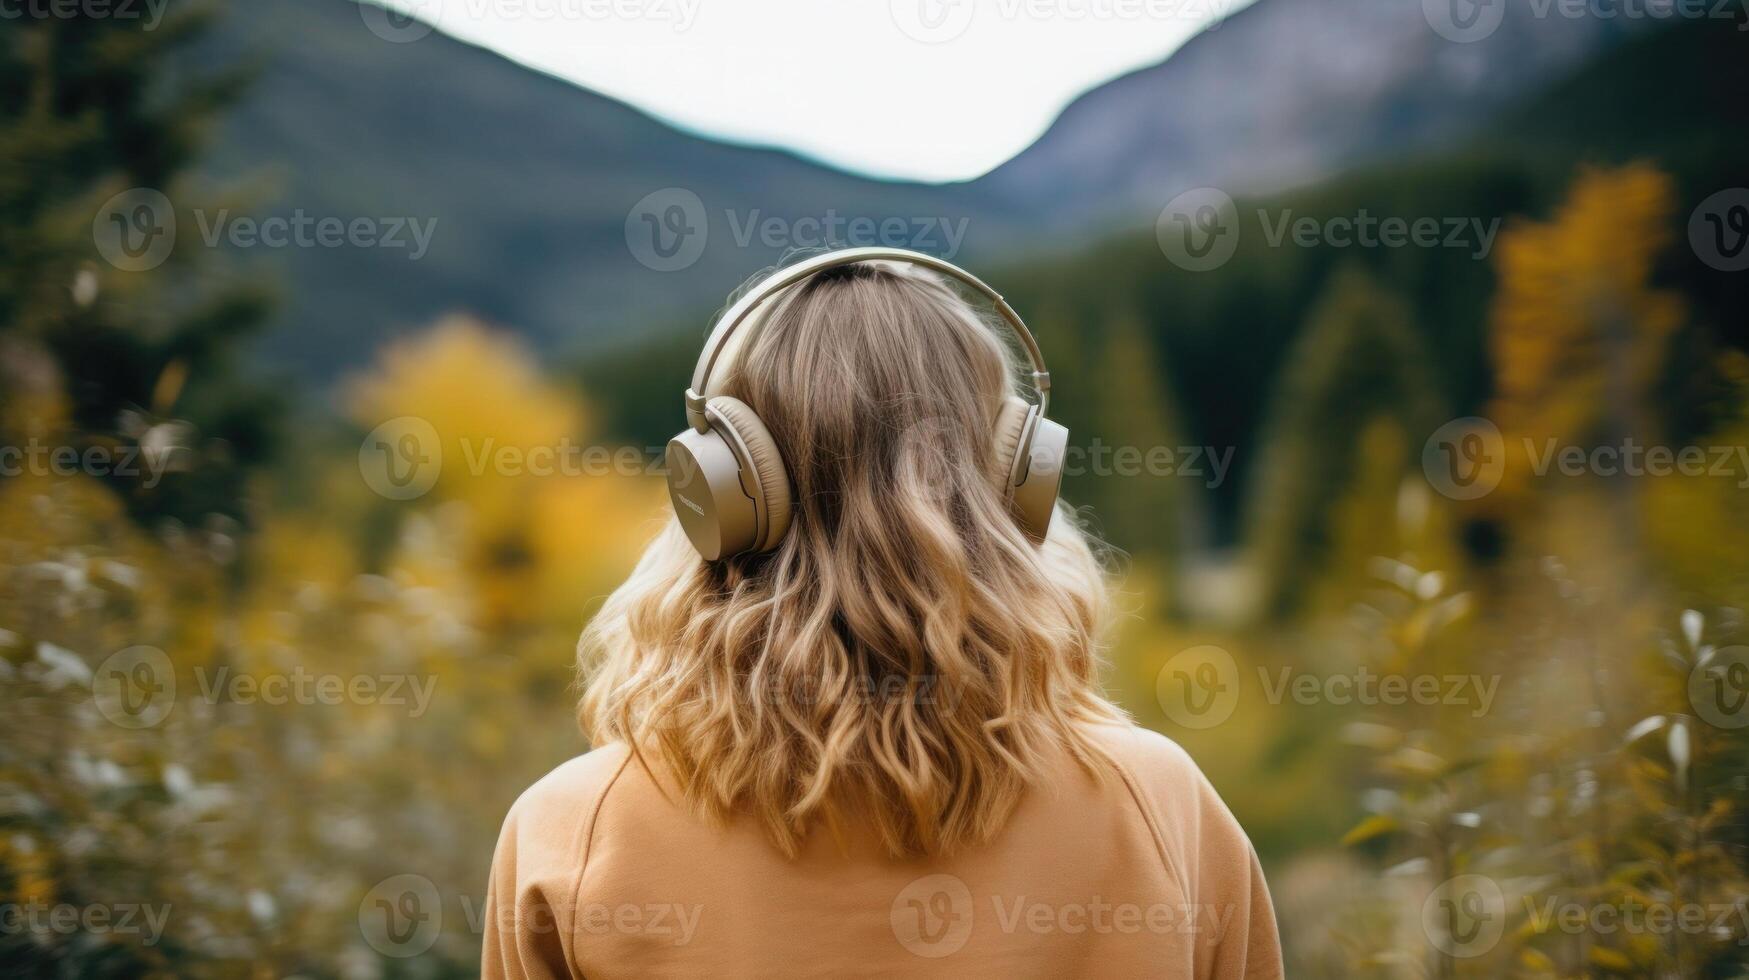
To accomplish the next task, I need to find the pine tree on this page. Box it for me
[0,0,278,526]
[1087,313,1192,571]
[1243,264,1446,618]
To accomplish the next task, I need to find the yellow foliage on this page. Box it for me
[525,475,668,620]
[346,315,585,525]
[1490,163,1683,435]
[343,316,660,628]
[1486,164,1686,504]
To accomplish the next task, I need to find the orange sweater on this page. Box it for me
[483,723,1283,979]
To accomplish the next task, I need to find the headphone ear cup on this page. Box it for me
[1011,416,1067,542]
[992,395,1065,542]
[665,425,754,561]
[992,396,1033,488]
[704,396,792,552]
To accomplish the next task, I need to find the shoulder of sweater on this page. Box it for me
[1085,721,1206,795]
[505,741,635,840]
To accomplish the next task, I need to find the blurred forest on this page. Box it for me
[2,2,1747,977]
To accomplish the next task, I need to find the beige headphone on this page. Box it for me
[664,247,1068,560]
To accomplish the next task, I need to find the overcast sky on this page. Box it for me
[360,0,1254,182]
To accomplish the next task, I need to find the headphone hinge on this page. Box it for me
[684,388,710,433]
[1031,370,1051,415]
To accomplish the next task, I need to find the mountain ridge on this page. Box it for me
[198,0,1643,381]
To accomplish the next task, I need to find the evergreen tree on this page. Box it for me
[1242,264,1446,618]
[0,0,278,527]
[1084,313,1192,571]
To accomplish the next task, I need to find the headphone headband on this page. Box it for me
[683,247,1051,432]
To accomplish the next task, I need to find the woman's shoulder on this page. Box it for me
[1084,721,1207,793]
[1079,724,1282,975]
[499,742,635,843]
[1081,722,1252,862]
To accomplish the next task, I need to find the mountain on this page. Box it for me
[196,0,1031,381]
[195,0,1644,382]
[579,14,1748,555]
[972,0,1648,223]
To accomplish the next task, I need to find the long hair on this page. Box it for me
[578,259,1125,857]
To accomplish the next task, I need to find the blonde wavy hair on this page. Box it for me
[578,258,1126,857]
